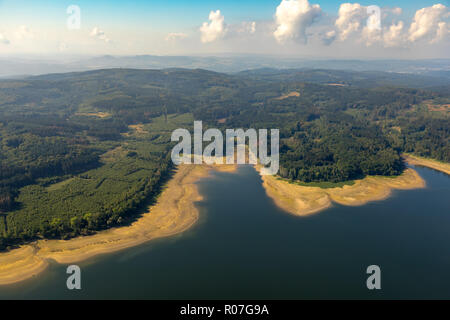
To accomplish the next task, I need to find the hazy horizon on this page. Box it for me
[0,54,449,78]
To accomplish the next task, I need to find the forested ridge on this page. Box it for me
[0,68,448,249]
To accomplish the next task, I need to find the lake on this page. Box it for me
[0,165,449,299]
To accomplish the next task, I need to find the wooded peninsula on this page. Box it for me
[1,68,449,250]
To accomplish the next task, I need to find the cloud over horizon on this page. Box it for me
[0,1,448,58]
[335,3,367,41]
[165,33,188,41]
[200,10,227,43]
[409,4,449,43]
[90,27,110,43]
[319,3,449,48]
[274,0,322,43]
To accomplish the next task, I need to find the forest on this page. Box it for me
[0,68,449,249]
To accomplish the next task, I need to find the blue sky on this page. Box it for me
[1,0,443,25]
[0,0,448,58]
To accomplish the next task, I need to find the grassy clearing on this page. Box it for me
[46,178,76,191]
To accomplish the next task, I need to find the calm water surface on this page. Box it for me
[0,165,449,299]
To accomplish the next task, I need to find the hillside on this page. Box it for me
[0,68,449,249]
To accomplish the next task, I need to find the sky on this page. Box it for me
[0,0,449,59]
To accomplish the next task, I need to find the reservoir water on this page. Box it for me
[0,165,449,299]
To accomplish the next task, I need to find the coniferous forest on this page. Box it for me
[0,68,449,249]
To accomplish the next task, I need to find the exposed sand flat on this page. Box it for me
[260,168,425,217]
[0,163,236,285]
[75,112,111,118]
[0,246,49,285]
[275,92,301,100]
[1,157,439,285]
[404,154,450,176]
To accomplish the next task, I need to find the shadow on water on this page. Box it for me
[0,165,449,299]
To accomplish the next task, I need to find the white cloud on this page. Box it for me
[336,3,450,46]
[0,33,9,45]
[335,3,367,41]
[274,0,322,43]
[166,33,188,41]
[322,30,336,45]
[362,6,383,46]
[409,4,449,43]
[332,4,446,48]
[362,28,382,46]
[383,21,405,47]
[90,27,110,43]
[334,3,383,46]
[432,21,449,43]
[250,21,257,34]
[200,10,226,43]
[0,3,447,58]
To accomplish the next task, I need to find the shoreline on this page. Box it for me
[259,167,426,217]
[0,163,237,286]
[403,154,450,176]
[1,155,447,286]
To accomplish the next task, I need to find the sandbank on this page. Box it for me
[403,154,450,176]
[0,163,236,285]
[259,167,425,217]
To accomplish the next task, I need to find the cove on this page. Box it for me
[0,165,449,299]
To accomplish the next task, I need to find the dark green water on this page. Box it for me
[0,165,449,299]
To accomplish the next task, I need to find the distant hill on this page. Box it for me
[25,66,450,90]
[236,68,450,88]
[0,55,449,78]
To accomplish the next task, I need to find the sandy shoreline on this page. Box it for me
[259,168,426,217]
[0,163,236,286]
[403,154,450,176]
[1,154,447,286]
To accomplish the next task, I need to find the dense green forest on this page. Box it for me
[0,68,449,249]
